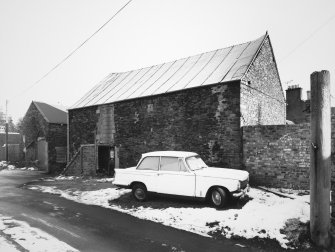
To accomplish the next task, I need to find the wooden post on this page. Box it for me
[310,70,331,248]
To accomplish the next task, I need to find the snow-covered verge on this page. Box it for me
[42,175,114,183]
[0,214,78,252]
[0,235,19,252]
[27,185,310,249]
[0,161,37,171]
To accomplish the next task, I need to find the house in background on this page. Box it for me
[65,32,285,176]
[22,101,67,173]
[286,85,311,124]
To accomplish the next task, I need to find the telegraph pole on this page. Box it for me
[310,70,331,248]
[5,100,8,162]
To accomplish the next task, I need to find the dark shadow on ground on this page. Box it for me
[109,191,251,210]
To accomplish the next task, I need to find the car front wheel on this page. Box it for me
[210,187,228,208]
[132,183,147,202]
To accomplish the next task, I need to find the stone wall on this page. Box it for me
[114,82,241,168]
[241,36,286,126]
[69,81,242,169]
[68,106,98,158]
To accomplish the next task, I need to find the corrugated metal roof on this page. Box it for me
[33,101,67,124]
[71,33,266,109]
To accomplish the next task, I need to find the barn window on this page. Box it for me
[147,104,154,113]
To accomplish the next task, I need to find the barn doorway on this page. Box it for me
[97,145,115,176]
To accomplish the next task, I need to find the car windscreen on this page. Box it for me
[186,156,208,171]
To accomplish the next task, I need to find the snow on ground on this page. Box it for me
[42,176,114,183]
[0,162,37,171]
[28,185,310,248]
[94,178,115,183]
[0,161,7,168]
[0,236,19,252]
[0,214,78,252]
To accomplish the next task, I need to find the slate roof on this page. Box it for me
[71,33,267,109]
[33,101,67,124]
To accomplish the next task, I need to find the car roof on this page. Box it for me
[142,151,198,158]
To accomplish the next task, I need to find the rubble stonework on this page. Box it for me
[69,82,243,169]
[241,37,286,126]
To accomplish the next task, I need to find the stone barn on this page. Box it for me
[65,32,285,176]
[22,101,67,173]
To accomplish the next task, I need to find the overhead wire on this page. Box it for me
[13,0,133,100]
[280,12,335,63]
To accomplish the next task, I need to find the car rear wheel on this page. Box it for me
[132,183,147,202]
[210,187,227,208]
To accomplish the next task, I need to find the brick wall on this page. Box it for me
[82,145,95,176]
[64,144,95,176]
[64,151,81,176]
[241,36,286,126]
[243,124,311,188]
[243,109,335,215]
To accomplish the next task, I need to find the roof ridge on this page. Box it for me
[107,35,265,75]
[71,33,268,110]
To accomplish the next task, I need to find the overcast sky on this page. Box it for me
[1,0,335,122]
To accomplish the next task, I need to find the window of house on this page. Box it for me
[160,157,179,172]
[137,157,159,170]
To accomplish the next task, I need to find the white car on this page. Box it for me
[113,151,249,208]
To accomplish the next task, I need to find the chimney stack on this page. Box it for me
[286,85,302,104]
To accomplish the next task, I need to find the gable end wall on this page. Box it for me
[241,36,286,126]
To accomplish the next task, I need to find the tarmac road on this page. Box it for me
[0,169,266,252]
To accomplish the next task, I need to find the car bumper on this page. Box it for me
[231,184,250,198]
